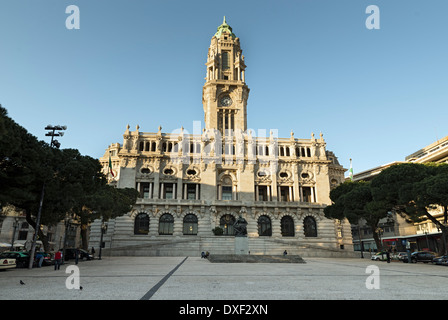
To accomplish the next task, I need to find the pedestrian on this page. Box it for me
[283,250,288,256]
[201,251,205,258]
[386,249,391,263]
[54,249,62,270]
[35,252,44,268]
[91,247,95,258]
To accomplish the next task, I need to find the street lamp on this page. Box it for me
[98,222,108,260]
[376,227,384,253]
[45,125,67,149]
[28,125,67,269]
[422,223,430,251]
[10,217,19,251]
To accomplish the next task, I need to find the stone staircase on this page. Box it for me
[103,236,358,258]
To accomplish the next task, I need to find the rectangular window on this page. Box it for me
[257,185,269,201]
[222,51,230,70]
[279,186,292,202]
[185,183,199,200]
[139,182,152,199]
[222,186,233,200]
[165,184,174,199]
[302,187,312,202]
[137,182,154,199]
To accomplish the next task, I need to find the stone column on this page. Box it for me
[173,217,182,237]
[272,217,281,238]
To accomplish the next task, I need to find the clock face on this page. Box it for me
[220,96,232,107]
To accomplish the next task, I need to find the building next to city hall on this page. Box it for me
[89,18,355,257]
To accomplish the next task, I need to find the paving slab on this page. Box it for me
[0,256,447,301]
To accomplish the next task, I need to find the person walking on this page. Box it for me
[35,252,44,268]
[386,249,391,263]
[54,249,62,270]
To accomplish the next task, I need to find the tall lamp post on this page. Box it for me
[422,224,430,251]
[28,125,67,269]
[98,222,108,260]
[10,217,19,251]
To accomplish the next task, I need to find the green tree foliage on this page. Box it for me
[0,106,138,251]
[372,163,448,254]
[324,181,389,250]
[0,106,51,210]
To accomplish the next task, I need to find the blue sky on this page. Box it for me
[1,0,447,176]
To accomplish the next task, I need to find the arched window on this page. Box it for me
[304,216,317,237]
[258,215,272,236]
[159,213,174,235]
[280,147,285,157]
[220,214,235,236]
[183,214,198,235]
[281,216,295,237]
[134,213,149,235]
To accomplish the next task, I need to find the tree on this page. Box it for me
[0,106,58,252]
[371,163,448,254]
[48,148,138,250]
[0,106,51,211]
[1,106,138,251]
[324,180,389,250]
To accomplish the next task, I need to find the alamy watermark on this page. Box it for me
[65,5,380,31]
[65,265,81,290]
[366,5,380,30]
[365,265,380,289]
[65,5,80,30]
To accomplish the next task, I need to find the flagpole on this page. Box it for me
[349,158,353,181]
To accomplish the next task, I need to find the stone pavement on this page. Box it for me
[1,256,447,301]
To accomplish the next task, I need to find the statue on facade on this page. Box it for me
[233,215,248,237]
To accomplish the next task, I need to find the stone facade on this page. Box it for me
[90,18,355,257]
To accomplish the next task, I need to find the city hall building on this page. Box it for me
[90,18,355,257]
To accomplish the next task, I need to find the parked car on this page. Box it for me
[0,251,32,268]
[396,252,408,261]
[401,251,436,263]
[64,248,94,261]
[432,255,448,266]
[0,257,16,270]
[371,251,389,261]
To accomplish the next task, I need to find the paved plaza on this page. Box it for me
[1,256,447,301]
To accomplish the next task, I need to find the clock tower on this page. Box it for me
[202,17,250,136]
